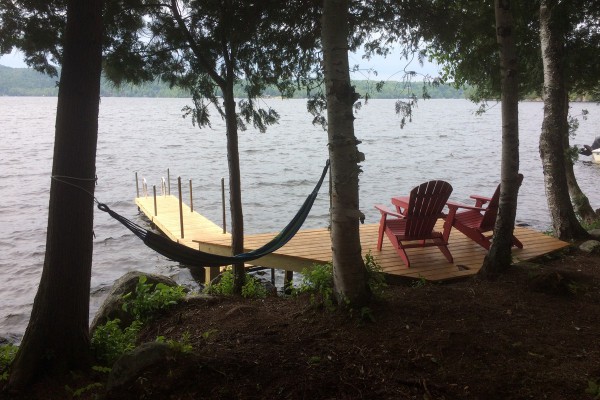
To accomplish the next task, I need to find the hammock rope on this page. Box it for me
[97,160,330,267]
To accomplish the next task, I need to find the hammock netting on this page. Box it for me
[97,161,329,267]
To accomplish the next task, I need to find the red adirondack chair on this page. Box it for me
[375,180,454,269]
[445,175,524,250]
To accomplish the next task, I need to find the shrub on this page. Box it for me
[156,331,193,353]
[204,269,235,296]
[364,251,387,298]
[294,252,387,309]
[92,275,189,365]
[586,378,600,399]
[0,344,18,381]
[122,275,186,321]
[241,274,268,299]
[91,319,142,365]
[293,262,335,309]
[581,218,600,231]
[204,269,267,299]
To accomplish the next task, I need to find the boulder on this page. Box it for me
[579,240,600,254]
[90,271,178,334]
[588,229,600,240]
[527,270,591,296]
[106,342,178,391]
[105,342,201,398]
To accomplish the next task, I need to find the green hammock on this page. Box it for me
[97,160,329,267]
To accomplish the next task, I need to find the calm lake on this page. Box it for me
[1,97,599,341]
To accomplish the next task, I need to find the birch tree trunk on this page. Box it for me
[562,103,598,223]
[480,0,522,278]
[538,0,589,240]
[565,164,598,224]
[322,0,370,306]
[9,0,103,387]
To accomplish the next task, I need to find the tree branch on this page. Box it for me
[169,0,225,87]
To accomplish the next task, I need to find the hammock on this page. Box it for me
[97,160,330,267]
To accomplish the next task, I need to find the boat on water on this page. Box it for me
[592,149,600,164]
[578,136,600,164]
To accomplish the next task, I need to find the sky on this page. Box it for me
[0,48,27,68]
[0,47,442,81]
[348,50,441,80]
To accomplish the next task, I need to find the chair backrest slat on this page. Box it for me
[406,180,453,237]
[479,174,524,230]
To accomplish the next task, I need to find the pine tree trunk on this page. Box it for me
[222,78,245,294]
[9,0,103,387]
[538,0,589,240]
[322,0,370,306]
[480,0,522,278]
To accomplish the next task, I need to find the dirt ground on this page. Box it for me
[3,246,600,400]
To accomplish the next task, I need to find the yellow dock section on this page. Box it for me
[135,195,569,283]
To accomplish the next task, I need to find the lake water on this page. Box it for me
[1,97,599,341]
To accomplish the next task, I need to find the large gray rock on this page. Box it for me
[579,240,600,254]
[588,229,600,240]
[90,271,178,334]
[106,342,178,391]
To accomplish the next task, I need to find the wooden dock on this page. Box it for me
[135,194,569,283]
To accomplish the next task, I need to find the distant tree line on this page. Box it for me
[0,65,469,99]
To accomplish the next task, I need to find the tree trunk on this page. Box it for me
[479,0,522,278]
[562,102,598,224]
[322,0,370,306]
[565,164,598,224]
[538,0,589,240]
[9,0,103,387]
[222,77,245,294]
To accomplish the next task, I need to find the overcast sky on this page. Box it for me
[0,47,442,81]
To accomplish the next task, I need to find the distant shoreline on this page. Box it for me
[0,64,468,99]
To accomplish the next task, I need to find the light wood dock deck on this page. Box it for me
[135,195,569,283]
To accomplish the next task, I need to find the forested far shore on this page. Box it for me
[0,64,468,99]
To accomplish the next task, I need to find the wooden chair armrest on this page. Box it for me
[375,204,405,219]
[390,196,410,215]
[469,194,492,207]
[446,200,486,212]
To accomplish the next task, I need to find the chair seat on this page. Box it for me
[386,219,444,241]
[446,175,524,250]
[454,210,486,230]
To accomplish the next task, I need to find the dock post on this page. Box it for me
[167,169,171,195]
[221,177,226,234]
[135,172,139,198]
[283,271,293,294]
[178,177,184,239]
[205,266,221,284]
[189,179,194,213]
[153,185,157,216]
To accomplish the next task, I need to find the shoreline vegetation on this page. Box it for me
[0,64,468,99]
[3,65,597,102]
